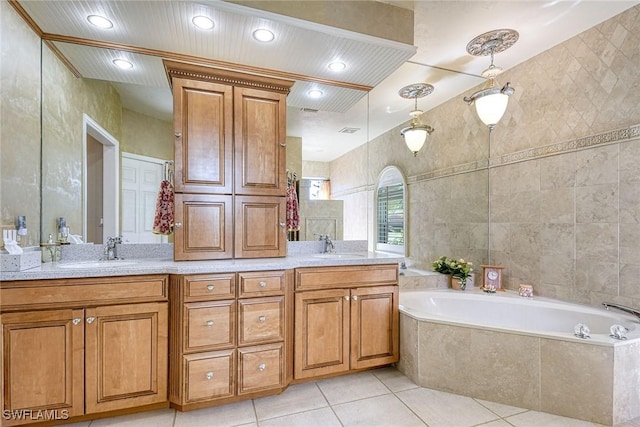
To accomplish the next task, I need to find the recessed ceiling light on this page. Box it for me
[192,15,214,30]
[113,59,133,70]
[328,61,346,71]
[253,28,275,42]
[87,14,113,29]
[307,89,324,99]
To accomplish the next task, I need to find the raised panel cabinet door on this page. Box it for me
[174,194,233,260]
[234,87,287,196]
[173,78,233,194]
[237,343,284,395]
[234,196,286,258]
[85,302,168,414]
[294,289,350,380]
[1,309,84,425]
[350,286,399,370]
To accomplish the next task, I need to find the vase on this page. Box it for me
[449,276,465,290]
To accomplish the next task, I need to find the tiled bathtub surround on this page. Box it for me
[397,313,640,426]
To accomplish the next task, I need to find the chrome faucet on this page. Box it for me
[602,302,640,321]
[318,234,335,254]
[104,236,122,260]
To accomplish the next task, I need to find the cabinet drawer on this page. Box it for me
[1,275,168,311]
[295,265,398,291]
[184,274,235,301]
[185,301,235,352]
[238,343,284,395]
[184,350,235,403]
[238,296,284,346]
[238,271,285,297]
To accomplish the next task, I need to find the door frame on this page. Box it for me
[82,114,119,242]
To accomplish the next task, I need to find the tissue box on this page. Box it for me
[1,248,41,271]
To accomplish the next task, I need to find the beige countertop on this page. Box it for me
[1,252,402,281]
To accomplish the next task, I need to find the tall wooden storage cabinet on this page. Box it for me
[167,61,293,261]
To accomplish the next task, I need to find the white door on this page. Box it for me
[121,153,169,244]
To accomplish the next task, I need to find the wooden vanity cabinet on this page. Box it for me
[0,276,169,426]
[293,264,399,381]
[169,270,292,411]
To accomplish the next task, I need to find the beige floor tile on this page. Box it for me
[253,382,328,421]
[615,417,640,427]
[258,407,341,427]
[477,420,514,427]
[89,408,175,427]
[59,422,91,427]
[333,393,426,427]
[475,398,528,417]
[372,367,419,392]
[396,387,498,427]
[173,400,255,427]
[316,371,390,405]
[506,410,606,427]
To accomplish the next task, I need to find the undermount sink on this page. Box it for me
[57,260,139,269]
[313,253,366,259]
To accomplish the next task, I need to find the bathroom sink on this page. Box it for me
[57,260,139,269]
[313,253,366,259]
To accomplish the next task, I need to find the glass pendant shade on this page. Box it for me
[474,91,509,128]
[401,126,429,155]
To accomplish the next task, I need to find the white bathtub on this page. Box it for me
[399,288,639,343]
[397,289,640,425]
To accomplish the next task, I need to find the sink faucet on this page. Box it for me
[318,234,335,254]
[602,302,640,321]
[104,236,122,260]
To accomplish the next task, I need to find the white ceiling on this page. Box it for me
[18,0,639,164]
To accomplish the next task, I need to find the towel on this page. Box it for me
[152,180,174,235]
[286,185,300,231]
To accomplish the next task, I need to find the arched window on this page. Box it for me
[376,166,406,255]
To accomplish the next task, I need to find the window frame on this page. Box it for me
[375,166,407,256]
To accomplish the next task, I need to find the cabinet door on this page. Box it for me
[234,195,286,258]
[238,343,284,395]
[85,302,168,414]
[350,286,399,370]
[183,350,235,403]
[234,87,287,196]
[174,194,233,260]
[1,309,84,424]
[294,289,350,380]
[173,78,233,194]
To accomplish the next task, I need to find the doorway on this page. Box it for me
[83,114,118,243]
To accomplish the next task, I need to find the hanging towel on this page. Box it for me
[286,185,300,231]
[152,180,174,235]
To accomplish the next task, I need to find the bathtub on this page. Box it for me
[397,289,640,425]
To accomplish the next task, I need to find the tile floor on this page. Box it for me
[63,367,637,427]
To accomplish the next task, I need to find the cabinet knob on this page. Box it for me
[174,222,182,228]
[258,363,266,372]
[259,281,267,288]
[86,316,96,324]
[72,318,81,325]
[344,296,350,301]
[206,320,214,327]
[258,315,266,323]
[206,371,214,380]
[175,132,182,137]
[207,284,215,291]
[279,222,286,228]
[353,295,359,301]
[279,142,287,147]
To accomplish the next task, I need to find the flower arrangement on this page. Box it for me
[432,256,473,290]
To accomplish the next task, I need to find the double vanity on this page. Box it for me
[0,253,400,426]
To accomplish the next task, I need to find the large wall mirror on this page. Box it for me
[39,41,370,244]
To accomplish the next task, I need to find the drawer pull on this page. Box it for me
[207,284,215,291]
[280,142,287,147]
[258,363,266,372]
[86,316,96,324]
[259,281,267,288]
[72,318,81,325]
[206,320,214,327]
[258,315,266,323]
[353,295,359,301]
[344,296,350,301]
[175,222,182,228]
[206,371,214,380]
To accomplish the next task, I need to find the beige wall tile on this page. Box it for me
[576,145,619,186]
[540,224,575,257]
[576,184,619,223]
[397,314,419,384]
[575,223,618,262]
[613,342,640,424]
[540,188,575,224]
[540,152,576,190]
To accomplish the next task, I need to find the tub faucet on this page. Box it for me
[104,236,122,260]
[602,302,640,321]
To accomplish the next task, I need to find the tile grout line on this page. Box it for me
[314,380,346,427]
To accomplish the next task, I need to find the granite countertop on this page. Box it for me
[1,251,403,281]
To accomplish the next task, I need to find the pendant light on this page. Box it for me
[399,83,435,156]
[463,29,519,132]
